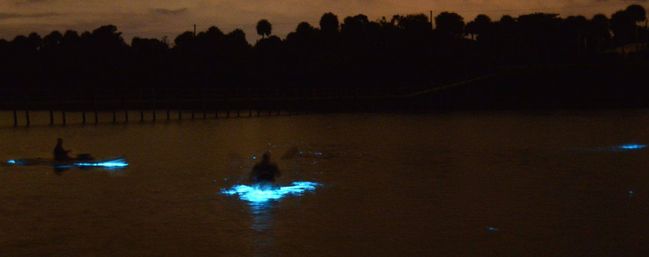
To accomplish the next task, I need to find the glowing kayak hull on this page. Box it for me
[6,157,128,169]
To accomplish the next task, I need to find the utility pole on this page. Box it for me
[193,24,197,37]
[430,10,434,30]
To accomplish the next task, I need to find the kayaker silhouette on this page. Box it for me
[250,152,281,183]
[53,138,72,161]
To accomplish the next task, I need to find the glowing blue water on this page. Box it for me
[221,181,320,203]
[74,159,129,168]
[617,144,647,150]
[486,227,499,233]
[6,158,128,169]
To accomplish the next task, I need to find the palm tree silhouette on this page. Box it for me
[257,19,272,38]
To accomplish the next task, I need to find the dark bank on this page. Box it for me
[1,5,648,118]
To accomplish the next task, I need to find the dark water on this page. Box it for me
[1,111,649,257]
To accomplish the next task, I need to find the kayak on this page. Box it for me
[6,156,129,169]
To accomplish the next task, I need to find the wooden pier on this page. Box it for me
[6,108,294,127]
[0,74,496,127]
[0,86,408,127]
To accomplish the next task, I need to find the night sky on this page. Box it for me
[0,0,647,42]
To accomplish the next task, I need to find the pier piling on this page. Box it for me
[24,110,30,127]
[13,110,17,127]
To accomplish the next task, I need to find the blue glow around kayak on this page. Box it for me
[7,160,17,165]
[617,144,647,150]
[74,159,129,168]
[221,181,320,203]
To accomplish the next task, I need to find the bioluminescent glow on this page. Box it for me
[221,181,320,203]
[617,144,647,150]
[587,144,648,152]
[6,157,128,170]
[74,159,129,168]
[486,227,499,233]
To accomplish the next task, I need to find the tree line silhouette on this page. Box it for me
[0,4,647,100]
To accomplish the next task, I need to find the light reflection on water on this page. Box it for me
[250,202,276,257]
[250,201,274,232]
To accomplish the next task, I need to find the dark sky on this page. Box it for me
[0,0,647,42]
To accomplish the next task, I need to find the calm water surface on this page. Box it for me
[1,111,649,257]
